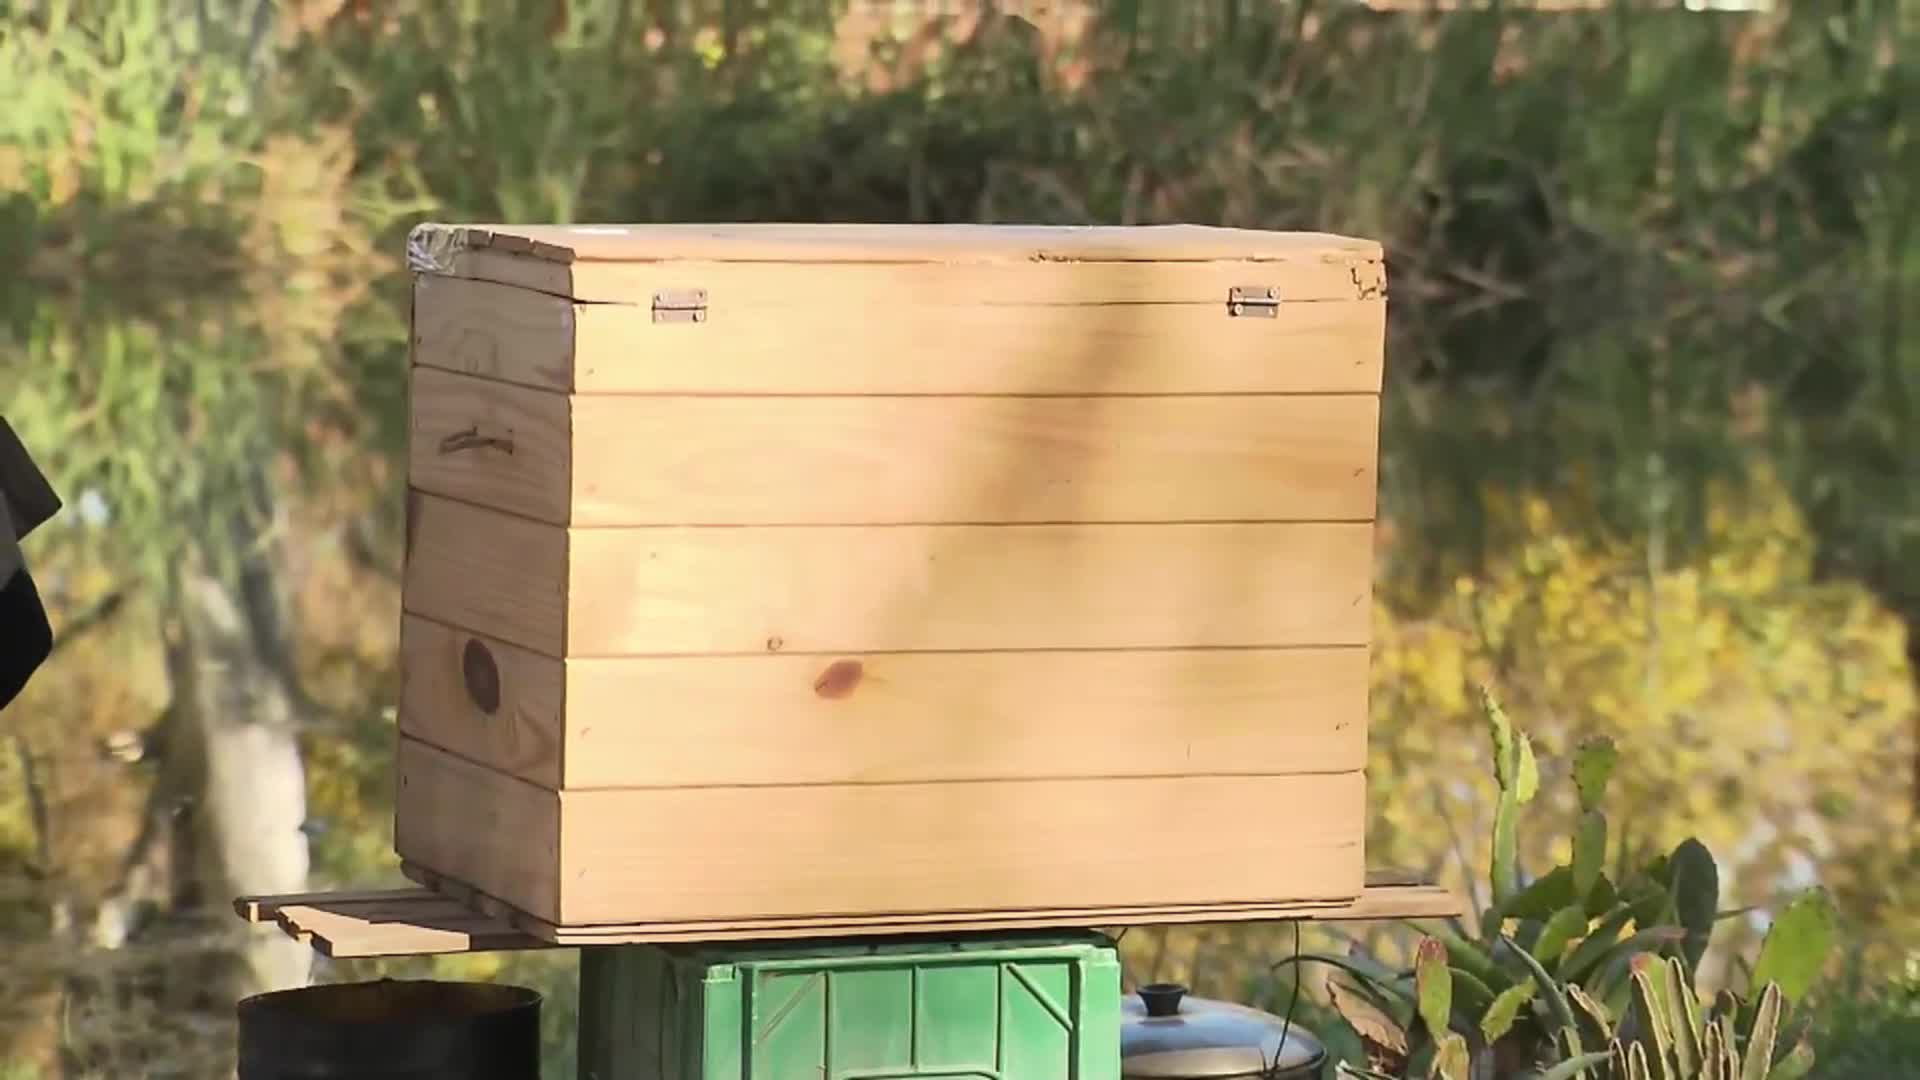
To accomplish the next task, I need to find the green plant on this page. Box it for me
[1581,952,1815,1080]
[1805,954,1920,1078]
[1310,690,1837,1079]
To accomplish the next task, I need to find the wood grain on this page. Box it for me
[394,733,559,923]
[522,885,1463,942]
[407,369,1382,526]
[411,275,576,392]
[567,392,1380,526]
[412,222,1382,265]
[402,494,568,657]
[399,614,1367,790]
[237,882,1461,955]
[425,255,1383,309]
[564,516,1375,657]
[407,367,572,523]
[552,762,1364,924]
[402,495,1374,657]
[399,615,569,789]
[411,273,1385,395]
[573,297,1387,395]
[558,643,1371,785]
[394,738,1363,925]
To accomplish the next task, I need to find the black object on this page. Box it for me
[236,979,542,1080]
[1138,982,1188,1017]
[0,566,52,711]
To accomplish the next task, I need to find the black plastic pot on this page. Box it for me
[236,978,541,1080]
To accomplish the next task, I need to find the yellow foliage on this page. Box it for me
[1369,469,1918,961]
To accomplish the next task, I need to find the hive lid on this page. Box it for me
[406,222,1381,272]
[1120,983,1326,1078]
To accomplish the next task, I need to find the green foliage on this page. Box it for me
[1310,696,1840,1079]
[1804,959,1920,1078]
[1750,891,1840,1006]
[1576,962,1815,1080]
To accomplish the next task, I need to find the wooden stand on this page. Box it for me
[236,872,1458,1078]
[235,872,1459,959]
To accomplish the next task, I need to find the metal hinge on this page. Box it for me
[652,288,708,324]
[1227,286,1280,318]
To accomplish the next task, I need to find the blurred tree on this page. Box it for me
[1369,468,1918,976]
[2,5,389,1070]
[3,1,1918,1075]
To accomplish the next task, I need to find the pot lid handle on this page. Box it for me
[1137,983,1187,1018]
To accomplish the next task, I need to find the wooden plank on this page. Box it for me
[394,736,560,924]
[403,495,1374,657]
[411,222,1383,266]
[402,493,568,658]
[576,296,1386,396]
[400,614,1367,790]
[408,371,1380,527]
[411,276,576,392]
[570,392,1379,526]
[232,881,1458,957]
[529,887,1465,943]
[407,367,573,524]
[271,902,547,958]
[402,859,1356,937]
[397,737,1364,925]
[411,274,1385,395]
[399,616,569,789]
[412,859,1458,941]
[426,254,1384,309]
[234,887,428,924]
[563,517,1376,657]
[405,860,1461,939]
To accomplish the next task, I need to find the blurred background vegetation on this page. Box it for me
[1,0,1916,1076]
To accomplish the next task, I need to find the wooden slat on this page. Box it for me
[402,493,569,658]
[400,614,1368,791]
[615,392,1374,526]
[527,887,1466,944]
[394,737,560,924]
[392,739,1365,926]
[399,616,570,789]
[425,255,1384,309]
[553,769,1363,923]
[418,858,1462,942]
[400,860,1360,937]
[237,889,550,957]
[407,367,573,524]
[236,880,1460,956]
[411,276,576,393]
[566,517,1374,658]
[403,495,1374,657]
[408,368,1381,526]
[234,887,427,924]
[273,905,545,958]
[411,275,1386,395]
[412,222,1382,265]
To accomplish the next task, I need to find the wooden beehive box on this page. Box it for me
[395,223,1387,939]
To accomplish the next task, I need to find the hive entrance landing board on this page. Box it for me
[234,876,1463,957]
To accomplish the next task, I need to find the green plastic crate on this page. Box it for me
[578,931,1122,1080]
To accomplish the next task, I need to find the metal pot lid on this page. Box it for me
[1120,983,1326,1079]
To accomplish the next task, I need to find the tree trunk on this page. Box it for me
[166,487,313,998]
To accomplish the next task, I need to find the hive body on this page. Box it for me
[395,223,1387,932]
